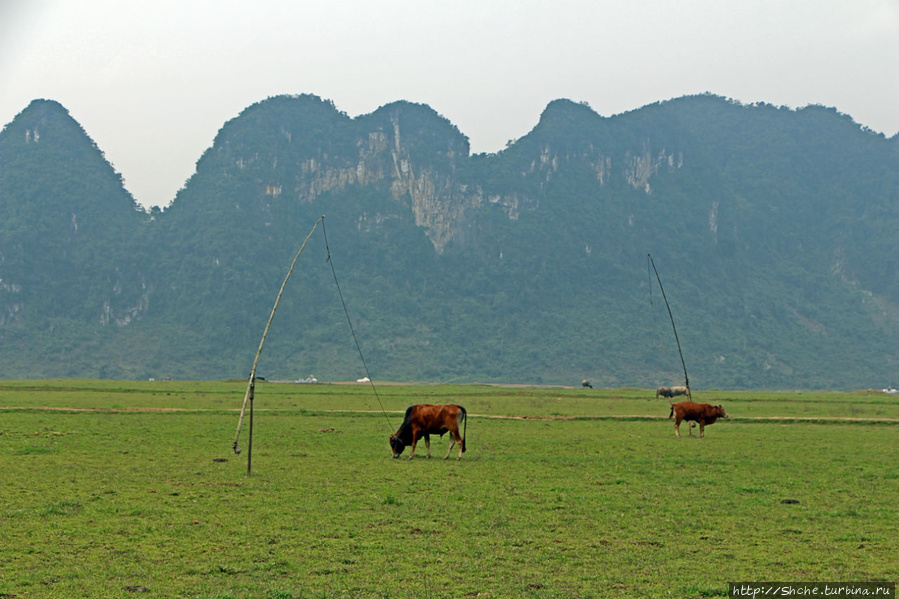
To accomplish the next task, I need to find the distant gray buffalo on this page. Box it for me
[656,385,691,401]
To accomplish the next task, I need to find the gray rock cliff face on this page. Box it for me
[222,99,686,254]
[207,98,519,253]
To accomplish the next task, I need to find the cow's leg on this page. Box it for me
[688,419,693,436]
[424,434,431,458]
[674,417,681,438]
[699,422,705,438]
[443,435,455,459]
[408,433,419,459]
[443,429,461,460]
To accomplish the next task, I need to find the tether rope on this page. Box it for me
[647,253,690,390]
[321,219,396,433]
[647,256,662,349]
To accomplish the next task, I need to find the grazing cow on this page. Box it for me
[389,404,467,460]
[656,385,691,401]
[582,379,593,389]
[669,401,729,438]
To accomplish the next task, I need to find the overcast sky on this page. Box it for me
[1,0,897,209]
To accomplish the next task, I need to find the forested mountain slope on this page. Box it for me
[1,94,896,388]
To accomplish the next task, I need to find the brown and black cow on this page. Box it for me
[389,404,467,460]
[656,385,691,400]
[669,401,728,438]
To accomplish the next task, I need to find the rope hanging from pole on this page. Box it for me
[321,219,396,434]
[647,257,663,350]
[647,253,690,390]
[232,216,325,471]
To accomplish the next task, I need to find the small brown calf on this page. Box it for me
[669,401,728,438]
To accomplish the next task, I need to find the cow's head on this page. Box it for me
[715,405,729,419]
[389,434,406,458]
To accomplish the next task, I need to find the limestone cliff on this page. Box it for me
[213,97,508,253]
[207,96,693,253]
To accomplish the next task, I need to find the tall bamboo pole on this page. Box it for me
[232,216,324,474]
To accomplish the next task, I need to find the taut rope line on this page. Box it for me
[647,256,662,349]
[232,216,324,474]
[321,219,396,434]
[647,253,690,390]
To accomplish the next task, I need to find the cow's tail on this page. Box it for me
[461,406,467,453]
[668,402,675,419]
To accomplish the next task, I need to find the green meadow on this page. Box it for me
[1,380,897,598]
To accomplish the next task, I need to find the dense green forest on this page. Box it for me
[0,94,896,389]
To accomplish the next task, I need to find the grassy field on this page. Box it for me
[1,380,897,598]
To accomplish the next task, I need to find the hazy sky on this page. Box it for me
[1,0,897,209]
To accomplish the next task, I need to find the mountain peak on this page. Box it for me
[518,98,606,148]
[538,98,602,124]
[0,98,140,219]
[0,98,112,170]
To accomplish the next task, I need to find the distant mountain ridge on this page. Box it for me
[0,94,896,388]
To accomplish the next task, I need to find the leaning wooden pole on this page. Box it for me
[647,253,690,391]
[232,216,325,475]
